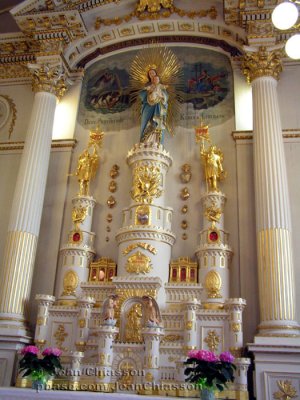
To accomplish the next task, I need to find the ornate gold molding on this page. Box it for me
[95,4,217,30]
[242,46,283,83]
[29,63,68,99]
[232,130,300,141]
[0,62,31,80]
[0,139,76,151]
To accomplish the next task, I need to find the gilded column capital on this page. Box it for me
[28,63,68,100]
[242,46,283,84]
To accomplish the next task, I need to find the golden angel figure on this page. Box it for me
[75,148,99,196]
[201,145,225,191]
[130,46,182,145]
[73,128,104,196]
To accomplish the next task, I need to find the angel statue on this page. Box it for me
[72,128,104,196]
[102,295,118,326]
[201,144,226,192]
[142,296,162,327]
[130,46,181,145]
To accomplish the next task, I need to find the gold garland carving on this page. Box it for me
[123,242,157,255]
[95,4,217,29]
[242,46,283,83]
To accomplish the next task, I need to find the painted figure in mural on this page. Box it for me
[201,145,225,191]
[142,296,161,326]
[140,69,169,144]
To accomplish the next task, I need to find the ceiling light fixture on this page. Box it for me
[271,0,300,59]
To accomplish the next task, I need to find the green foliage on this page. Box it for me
[184,358,236,392]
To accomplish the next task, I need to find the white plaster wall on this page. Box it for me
[278,64,300,129]
[0,83,33,141]
[28,146,74,327]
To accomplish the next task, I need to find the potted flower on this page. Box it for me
[184,350,236,400]
[19,345,63,390]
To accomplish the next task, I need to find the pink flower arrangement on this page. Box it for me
[188,349,219,362]
[184,350,236,392]
[21,345,39,355]
[19,345,62,383]
[219,351,235,363]
[42,347,62,357]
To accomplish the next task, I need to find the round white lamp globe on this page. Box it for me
[285,34,300,59]
[272,1,298,30]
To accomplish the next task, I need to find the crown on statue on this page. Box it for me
[89,127,104,147]
[194,120,210,143]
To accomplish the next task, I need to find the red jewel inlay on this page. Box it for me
[209,231,218,242]
[73,232,81,242]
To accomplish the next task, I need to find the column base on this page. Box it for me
[0,325,32,386]
[248,337,300,400]
[257,321,300,337]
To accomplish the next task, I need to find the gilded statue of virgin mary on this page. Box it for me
[130,46,182,145]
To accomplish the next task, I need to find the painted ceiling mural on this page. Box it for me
[78,46,234,132]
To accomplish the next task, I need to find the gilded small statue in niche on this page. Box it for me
[201,144,226,192]
[125,303,143,343]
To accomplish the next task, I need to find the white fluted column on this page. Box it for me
[0,62,67,334]
[243,46,300,336]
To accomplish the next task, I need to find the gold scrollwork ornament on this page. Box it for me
[62,270,79,296]
[273,380,297,400]
[126,251,152,274]
[204,329,220,352]
[72,206,87,230]
[131,164,162,203]
[205,271,222,298]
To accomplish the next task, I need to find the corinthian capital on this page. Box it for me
[242,46,283,83]
[28,63,68,100]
